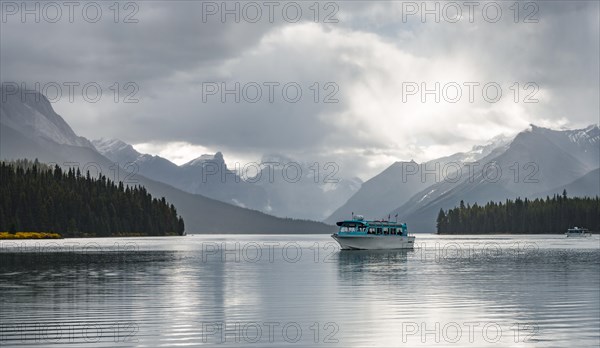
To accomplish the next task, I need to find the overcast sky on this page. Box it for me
[1,1,598,180]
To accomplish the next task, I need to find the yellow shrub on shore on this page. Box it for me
[0,232,63,239]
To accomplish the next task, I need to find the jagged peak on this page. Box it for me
[526,123,598,134]
[471,133,512,152]
[525,123,557,134]
[184,151,226,167]
[93,137,129,149]
[509,123,600,151]
[92,138,140,156]
[392,159,417,166]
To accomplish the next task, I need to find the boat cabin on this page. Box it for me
[336,218,408,236]
[566,227,591,237]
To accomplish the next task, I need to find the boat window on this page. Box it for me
[376,228,382,234]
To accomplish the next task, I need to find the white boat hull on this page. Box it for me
[565,232,592,238]
[331,234,415,250]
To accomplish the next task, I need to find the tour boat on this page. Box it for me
[565,227,591,238]
[331,215,415,250]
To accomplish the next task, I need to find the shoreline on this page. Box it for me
[437,231,600,235]
[0,232,63,239]
[0,232,183,239]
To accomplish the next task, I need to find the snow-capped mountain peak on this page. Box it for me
[92,138,140,156]
[567,124,599,145]
[91,138,142,164]
[1,86,94,148]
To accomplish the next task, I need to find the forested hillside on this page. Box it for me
[0,159,185,237]
[437,191,599,234]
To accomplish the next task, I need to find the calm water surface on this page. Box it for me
[0,234,599,347]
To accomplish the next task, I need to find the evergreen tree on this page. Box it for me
[436,208,447,233]
[0,159,185,237]
[436,194,599,234]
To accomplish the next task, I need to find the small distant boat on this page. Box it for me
[331,215,415,250]
[565,227,591,238]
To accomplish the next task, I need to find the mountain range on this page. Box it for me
[2,87,598,233]
[324,134,513,224]
[387,125,599,231]
[0,87,335,233]
[327,123,599,232]
[91,140,362,221]
[91,138,270,212]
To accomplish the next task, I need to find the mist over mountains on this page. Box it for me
[389,125,600,231]
[329,123,598,232]
[1,87,598,233]
[324,135,513,224]
[91,139,362,221]
[0,88,335,233]
[92,138,270,213]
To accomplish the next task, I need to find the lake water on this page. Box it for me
[0,234,598,347]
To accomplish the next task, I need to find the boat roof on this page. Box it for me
[336,219,405,227]
[336,220,366,226]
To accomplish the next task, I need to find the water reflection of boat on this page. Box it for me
[336,249,411,263]
[331,215,415,250]
[335,249,411,282]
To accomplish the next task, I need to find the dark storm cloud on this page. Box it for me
[1,1,598,178]
[1,2,279,83]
